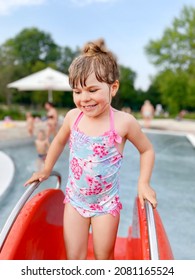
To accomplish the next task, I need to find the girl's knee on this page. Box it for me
[66,251,88,260]
[64,235,89,260]
[94,251,114,260]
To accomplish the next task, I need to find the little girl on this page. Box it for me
[26,112,34,137]
[24,41,157,260]
[35,129,50,171]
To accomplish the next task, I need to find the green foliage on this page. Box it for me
[58,46,80,74]
[153,70,188,114]
[0,107,25,120]
[144,84,162,107]
[112,65,138,110]
[5,27,61,69]
[145,5,195,113]
[145,6,195,70]
[183,112,195,119]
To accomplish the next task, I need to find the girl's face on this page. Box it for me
[73,72,119,118]
[38,131,45,140]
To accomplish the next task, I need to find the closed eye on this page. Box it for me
[89,89,98,93]
[73,88,98,94]
[73,90,81,94]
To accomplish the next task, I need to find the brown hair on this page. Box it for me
[68,40,119,89]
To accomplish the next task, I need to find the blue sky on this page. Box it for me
[0,0,194,90]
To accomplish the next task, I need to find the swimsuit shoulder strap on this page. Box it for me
[110,107,115,131]
[73,108,116,133]
[73,111,83,129]
[110,107,122,144]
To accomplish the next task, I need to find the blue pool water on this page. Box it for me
[0,132,195,260]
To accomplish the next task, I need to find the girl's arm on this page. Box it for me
[24,111,71,186]
[125,115,157,208]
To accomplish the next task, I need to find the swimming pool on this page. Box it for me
[0,132,195,260]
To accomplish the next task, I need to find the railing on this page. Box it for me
[144,200,159,260]
[0,171,61,251]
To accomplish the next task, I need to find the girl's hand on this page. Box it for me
[24,170,50,187]
[138,182,157,209]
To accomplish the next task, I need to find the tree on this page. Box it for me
[145,6,195,114]
[112,65,137,109]
[0,28,61,105]
[153,70,189,114]
[58,46,80,74]
[5,27,61,70]
[144,84,162,108]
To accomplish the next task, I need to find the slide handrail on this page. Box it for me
[0,171,61,251]
[144,200,159,260]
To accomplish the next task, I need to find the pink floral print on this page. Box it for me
[64,109,123,217]
[70,157,83,180]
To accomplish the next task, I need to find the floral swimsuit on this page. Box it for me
[64,108,123,217]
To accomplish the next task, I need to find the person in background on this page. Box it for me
[141,100,154,128]
[26,112,34,137]
[176,110,187,121]
[122,106,131,114]
[35,129,50,171]
[155,104,163,117]
[44,101,58,139]
[25,41,157,260]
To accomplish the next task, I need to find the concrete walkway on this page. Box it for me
[0,120,45,143]
[139,118,195,134]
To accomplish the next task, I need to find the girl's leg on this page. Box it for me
[63,203,91,260]
[91,213,120,260]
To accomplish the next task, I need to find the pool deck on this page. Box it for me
[0,120,45,143]
[1,118,195,142]
[0,118,195,197]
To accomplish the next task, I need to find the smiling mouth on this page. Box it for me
[83,104,97,109]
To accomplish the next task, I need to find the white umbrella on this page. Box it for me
[7,67,72,102]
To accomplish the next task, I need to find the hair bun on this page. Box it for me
[93,38,106,50]
[82,38,107,55]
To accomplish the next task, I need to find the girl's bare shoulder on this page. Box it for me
[113,109,141,137]
[114,109,137,124]
[64,108,81,126]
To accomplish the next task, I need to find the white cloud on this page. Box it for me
[71,0,117,6]
[0,0,46,15]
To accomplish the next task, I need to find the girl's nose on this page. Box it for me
[81,91,90,101]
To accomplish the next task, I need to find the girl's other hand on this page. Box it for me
[24,170,50,187]
[138,183,157,209]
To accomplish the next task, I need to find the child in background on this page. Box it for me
[35,129,50,171]
[25,41,157,260]
[26,112,34,137]
[44,102,58,139]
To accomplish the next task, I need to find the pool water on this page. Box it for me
[0,133,195,260]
